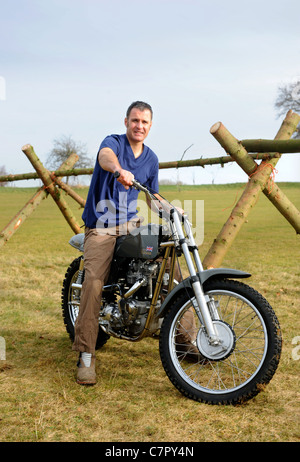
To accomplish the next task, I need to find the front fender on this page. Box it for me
[157,268,251,319]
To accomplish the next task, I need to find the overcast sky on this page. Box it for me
[1,0,300,187]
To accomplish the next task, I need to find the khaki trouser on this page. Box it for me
[72,222,196,354]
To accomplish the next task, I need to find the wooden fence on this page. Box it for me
[1,110,299,269]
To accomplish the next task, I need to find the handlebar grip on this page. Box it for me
[113,171,147,193]
[114,170,138,189]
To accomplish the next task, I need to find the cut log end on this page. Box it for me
[210,122,222,134]
[21,144,32,152]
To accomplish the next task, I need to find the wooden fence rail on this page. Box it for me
[0,150,299,183]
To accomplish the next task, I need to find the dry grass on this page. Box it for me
[0,184,299,442]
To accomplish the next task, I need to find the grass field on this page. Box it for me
[0,183,299,442]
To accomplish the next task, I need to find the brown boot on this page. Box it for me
[176,341,206,363]
[76,354,97,385]
[176,308,206,363]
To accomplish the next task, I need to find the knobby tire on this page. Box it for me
[159,278,282,405]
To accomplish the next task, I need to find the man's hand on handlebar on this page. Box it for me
[114,169,134,190]
[114,171,186,220]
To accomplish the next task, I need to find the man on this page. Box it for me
[73,101,197,385]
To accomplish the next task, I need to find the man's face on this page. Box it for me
[125,108,152,144]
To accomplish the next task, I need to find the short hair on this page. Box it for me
[126,101,153,119]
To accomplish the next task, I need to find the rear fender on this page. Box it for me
[157,268,251,319]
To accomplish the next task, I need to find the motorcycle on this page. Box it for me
[61,176,282,405]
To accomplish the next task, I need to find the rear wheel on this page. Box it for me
[61,257,110,350]
[159,278,282,405]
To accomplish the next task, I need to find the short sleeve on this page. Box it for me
[99,135,121,157]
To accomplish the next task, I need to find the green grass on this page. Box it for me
[0,183,299,442]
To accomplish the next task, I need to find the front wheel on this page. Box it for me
[159,278,282,405]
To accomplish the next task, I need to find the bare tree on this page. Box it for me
[0,165,8,187]
[46,135,93,184]
[275,79,300,138]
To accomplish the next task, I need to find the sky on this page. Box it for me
[1,0,300,187]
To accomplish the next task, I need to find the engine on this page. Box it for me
[126,259,160,299]
[99,258,164,338]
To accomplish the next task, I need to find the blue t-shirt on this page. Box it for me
[82,134,159,229]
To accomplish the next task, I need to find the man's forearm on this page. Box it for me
[98,147,134,189]
[98,148,121,173]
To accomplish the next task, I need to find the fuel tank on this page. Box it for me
[114,224,165,260]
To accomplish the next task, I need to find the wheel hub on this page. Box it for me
[196,320,236,361]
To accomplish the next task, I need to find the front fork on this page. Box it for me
[171,211,221,345]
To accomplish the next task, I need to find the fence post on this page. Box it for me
[209,112,300,234]
[0,187,47,248]
[22,145,81,234]
[0,153,80,248]
[51,174,86,208]
[203,110,300,269]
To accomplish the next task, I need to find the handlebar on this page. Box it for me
[113,171,152,195]
[113,171,186,222]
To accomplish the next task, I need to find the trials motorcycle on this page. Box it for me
[61,176,282,405]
